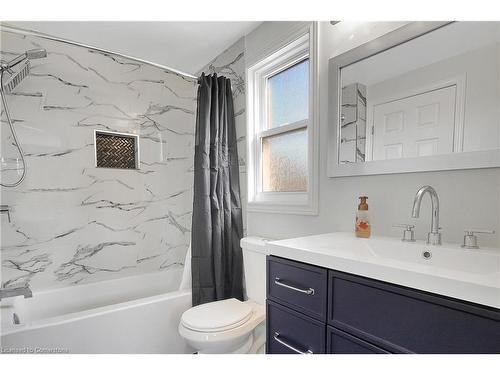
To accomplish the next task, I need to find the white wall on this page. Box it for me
[245,22,500,247]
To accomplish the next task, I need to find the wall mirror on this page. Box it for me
[328,22,500,177]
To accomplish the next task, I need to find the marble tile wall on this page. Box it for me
[0,30,197,291]
[197,37,247,232]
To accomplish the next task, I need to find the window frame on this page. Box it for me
[261,56,309,194]
[247,24,319,215]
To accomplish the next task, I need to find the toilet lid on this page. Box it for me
[181,298,253,332]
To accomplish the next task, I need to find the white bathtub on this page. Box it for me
[0,270,193,353]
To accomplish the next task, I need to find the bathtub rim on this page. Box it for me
[16,266,185,298]
[1,289,191,337]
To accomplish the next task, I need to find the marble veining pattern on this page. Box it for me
[0,30,197,291]
[340,82,367,163]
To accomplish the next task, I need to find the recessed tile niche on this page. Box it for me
[94,130,139,169]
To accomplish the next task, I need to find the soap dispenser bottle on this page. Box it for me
[355,196,371,238]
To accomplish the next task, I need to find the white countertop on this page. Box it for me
[265,232,500,309]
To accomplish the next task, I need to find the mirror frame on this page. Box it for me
[327,21,500,177]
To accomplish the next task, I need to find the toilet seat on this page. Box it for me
[178,299,266,353]
[180,298,253,332]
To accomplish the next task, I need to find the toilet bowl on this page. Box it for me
[179,298,265,353]
[178,237,270,354]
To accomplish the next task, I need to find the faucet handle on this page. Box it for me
[393,223,416,242]
[393,223,415,229]
[464,229,495,235]
[462,229,495,249]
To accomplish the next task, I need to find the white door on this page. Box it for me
[371,85,457,160]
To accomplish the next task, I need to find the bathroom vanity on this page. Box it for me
[265,233,500,354]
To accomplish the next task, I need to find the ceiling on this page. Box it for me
[6,21,262,75]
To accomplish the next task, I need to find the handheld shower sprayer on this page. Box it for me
[1,48,47,188]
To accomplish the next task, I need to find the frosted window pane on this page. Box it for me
[262,128,308,192]
[268,59,309,128]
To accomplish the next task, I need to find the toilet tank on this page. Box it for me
[240,237,270,306]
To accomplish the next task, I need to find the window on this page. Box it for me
[247,26,318,214]
[263,60,309,193]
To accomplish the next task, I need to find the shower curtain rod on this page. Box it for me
[0,23,200,82]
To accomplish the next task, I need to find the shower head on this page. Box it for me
[1,50,46,93]
[26,48,47,59]
[2,61,31,94]
[1,48,47,71]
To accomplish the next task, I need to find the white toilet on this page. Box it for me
[179,237,269,354]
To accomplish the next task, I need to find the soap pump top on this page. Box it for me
[358,196,368,210]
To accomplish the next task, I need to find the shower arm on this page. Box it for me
[1,54,27,71]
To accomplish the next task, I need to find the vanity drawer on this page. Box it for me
[328,270,500,354]
[267,300,325,354]
[267,256,328,322]
[327,326,390,354]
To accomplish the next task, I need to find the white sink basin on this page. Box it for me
[266,232,500,309]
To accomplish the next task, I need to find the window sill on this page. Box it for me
[248,192,318,215]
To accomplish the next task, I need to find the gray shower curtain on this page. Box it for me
[191,73,244,306]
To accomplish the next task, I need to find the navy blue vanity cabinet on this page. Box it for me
[266,256,328,354]
[266,255,500,354]
[327,270,500,354]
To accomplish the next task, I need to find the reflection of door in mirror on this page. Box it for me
[369,85,457,160]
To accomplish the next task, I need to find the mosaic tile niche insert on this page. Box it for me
[95,130,139,169]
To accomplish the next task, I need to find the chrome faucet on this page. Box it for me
[411,185,442,245]
[0,284,33,301]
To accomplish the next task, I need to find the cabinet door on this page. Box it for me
[328,270,500,354]
[267,256,328,322]
[327,326,391,354]
[267,300,325,354]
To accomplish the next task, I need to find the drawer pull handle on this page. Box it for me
[273,332,313,354]
[274,277,315,295]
